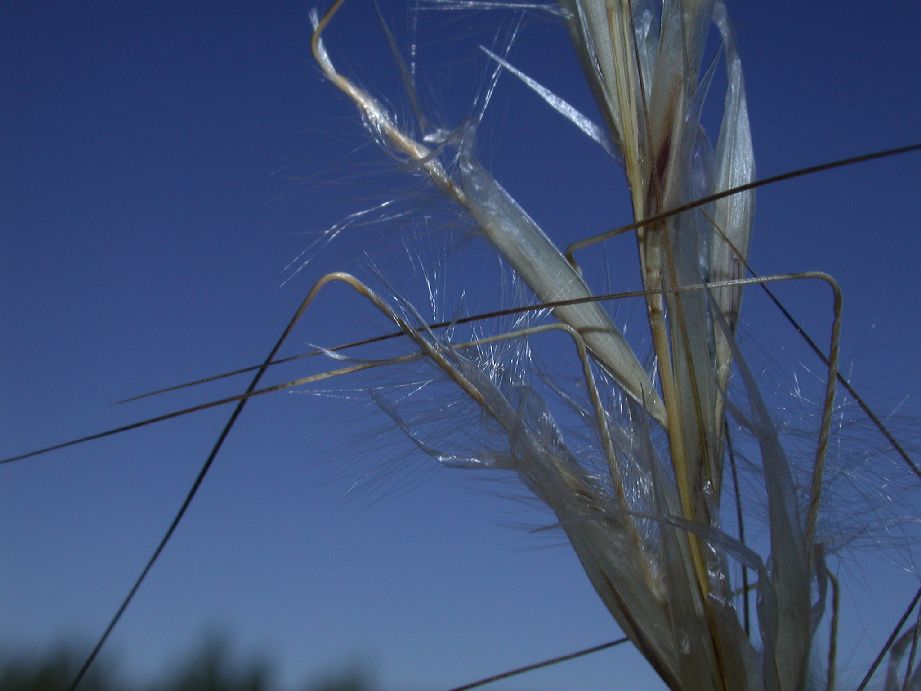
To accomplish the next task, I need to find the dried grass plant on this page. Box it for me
[302,1,920,688]
[4,2,920,690]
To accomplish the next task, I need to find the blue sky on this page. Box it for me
[2,2,921,689]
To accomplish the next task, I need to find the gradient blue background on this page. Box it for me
[2,2,920,689]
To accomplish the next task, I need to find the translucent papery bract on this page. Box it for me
[719,307,812,691]
[456,128,666,422]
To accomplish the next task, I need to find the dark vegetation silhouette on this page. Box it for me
[0,636,374,691]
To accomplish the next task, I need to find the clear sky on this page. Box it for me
[2,2,920,689]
